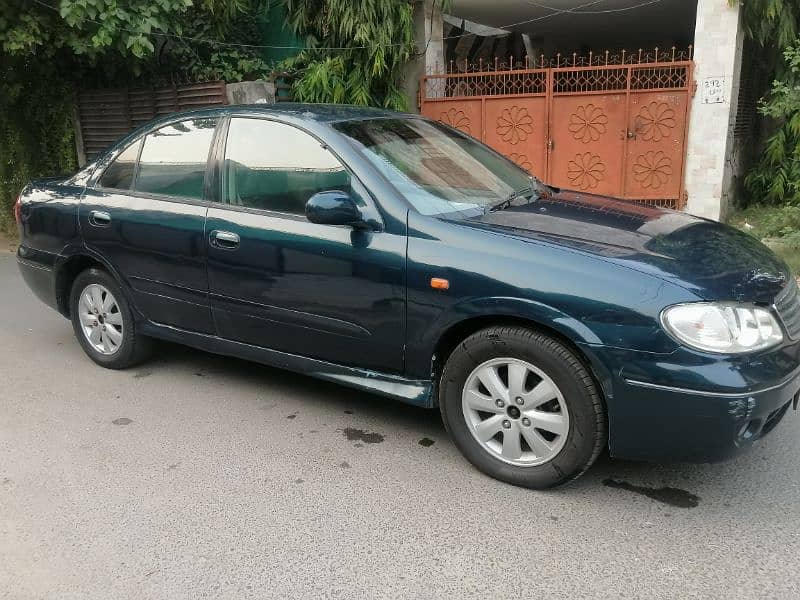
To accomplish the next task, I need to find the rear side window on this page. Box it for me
[223,118,351,215]
[134,118,217,200]
[98,140,141,190]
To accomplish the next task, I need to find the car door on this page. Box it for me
[205,116,406,373]
[80,117,219,333]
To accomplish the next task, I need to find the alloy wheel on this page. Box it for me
[77,283,124,355]
[461,357,570,466]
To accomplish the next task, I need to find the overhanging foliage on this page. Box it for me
[280,0,424,110]
[0,0,272,232]
[736,0,800,205]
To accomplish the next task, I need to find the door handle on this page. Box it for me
[210,230,240,249]
[89,210,111,226]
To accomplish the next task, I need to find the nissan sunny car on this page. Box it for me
[15,104,799,488]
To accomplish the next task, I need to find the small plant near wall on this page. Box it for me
[745,42,800,204]
[735,0,800,205]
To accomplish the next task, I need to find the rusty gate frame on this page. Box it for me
[420,49,695,209]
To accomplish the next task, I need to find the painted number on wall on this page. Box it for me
[701,77,726,104]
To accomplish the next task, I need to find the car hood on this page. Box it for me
[455,190,790,302]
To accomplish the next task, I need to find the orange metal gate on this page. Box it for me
[420,49,693,208]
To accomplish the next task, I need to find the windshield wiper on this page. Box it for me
[485,185,535,213]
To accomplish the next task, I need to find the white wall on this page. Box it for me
[684,0,744,220]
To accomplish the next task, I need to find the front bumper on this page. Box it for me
[612,369,798,462]
[580,342,800,462]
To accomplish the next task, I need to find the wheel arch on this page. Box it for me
[430,312,613,410]
[54,250,125,318]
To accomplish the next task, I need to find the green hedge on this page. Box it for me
[0,56,77,234]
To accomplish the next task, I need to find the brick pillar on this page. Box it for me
[684,0,745,220]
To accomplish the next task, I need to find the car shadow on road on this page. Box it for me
[142,340,794,507]
[150,340,445,431]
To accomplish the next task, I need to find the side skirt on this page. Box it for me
[138,320,435,408]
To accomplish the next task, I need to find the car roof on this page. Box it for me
[149,103,414,125]
[238,103,411,122]
[73,103,422,187]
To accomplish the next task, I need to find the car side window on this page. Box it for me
[98,140,141,190]
[134,118,217,200]
[223,118,351,215]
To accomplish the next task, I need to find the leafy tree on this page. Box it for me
[156,3,273,84]
[0,0,270,232]
[745,42,800,204]
[738,0,798,49]
[0,1,269,78]
[1,0,195,59]
[735,0,800,205]
[280,0,417,110]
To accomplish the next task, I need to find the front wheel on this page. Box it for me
[439,326,606,489]
[69,268,152,369]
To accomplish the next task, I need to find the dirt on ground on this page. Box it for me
[0,231,17,254]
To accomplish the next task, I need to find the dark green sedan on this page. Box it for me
[14,104,799,488]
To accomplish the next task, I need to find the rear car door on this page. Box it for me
[80,117,218,333]
[205,116,406,373]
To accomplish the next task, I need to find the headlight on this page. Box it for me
[661,303,783,354]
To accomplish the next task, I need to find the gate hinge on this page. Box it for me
[691,81,698,97]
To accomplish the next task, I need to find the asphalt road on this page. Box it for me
[1,250,799,600]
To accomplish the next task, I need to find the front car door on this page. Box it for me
[205,116,406,373]
[81,117,218,333]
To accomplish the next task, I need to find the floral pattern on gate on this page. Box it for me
[568,104,608,143]
[636,102,676,142]
[632,151,672,189]
[496,106,534,144]
[439,108,472,134]
[567,152,605,189]
[509,152,532,172]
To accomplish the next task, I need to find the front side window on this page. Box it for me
[98,140,141,190]
[134,118,217,200]
[223,118,351,215]
[334,118,538,216]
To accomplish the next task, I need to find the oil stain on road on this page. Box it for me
[603,478,700,508]
[342,427,384,444]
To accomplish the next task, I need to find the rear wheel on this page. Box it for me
[69,268,151,369]
[439,326,606,489]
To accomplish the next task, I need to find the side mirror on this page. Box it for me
[305,190,367,228]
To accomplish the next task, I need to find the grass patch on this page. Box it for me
[728,205,800,276]
[763,239,800,276]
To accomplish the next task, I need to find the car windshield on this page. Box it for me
[333,117,542,216]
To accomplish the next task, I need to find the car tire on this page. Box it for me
[69,267,152,369]
[439,326,606,489]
